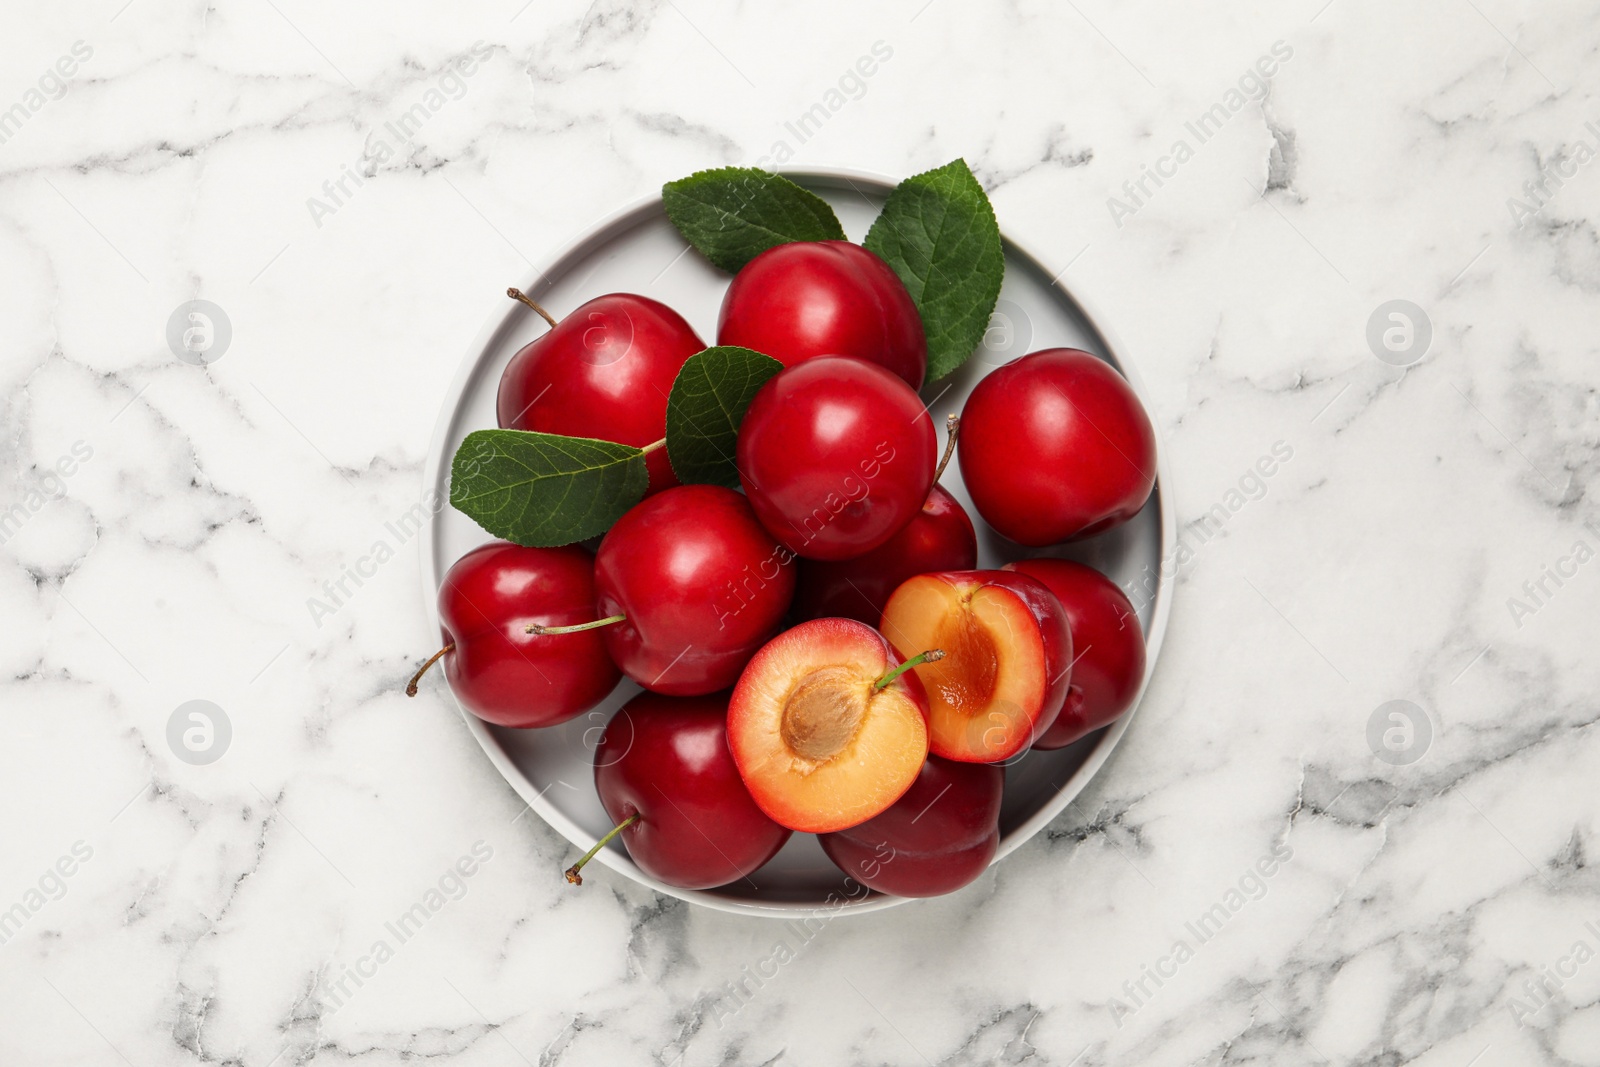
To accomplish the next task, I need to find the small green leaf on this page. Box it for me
[665,346,785,489]
[662,167,847,273]
[863,158,1005,382]
[449,429,648,547]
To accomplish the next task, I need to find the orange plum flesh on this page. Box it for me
[727,618,930,833]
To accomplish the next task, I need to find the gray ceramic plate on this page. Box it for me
[420,167,1174,916]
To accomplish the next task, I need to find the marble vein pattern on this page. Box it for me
[1,0,1598,1064]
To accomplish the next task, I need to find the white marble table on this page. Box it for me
[3,1,1597,1064]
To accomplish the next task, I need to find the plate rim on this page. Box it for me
[417,164,1175,917]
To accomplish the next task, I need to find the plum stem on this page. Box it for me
[565,812,641,885]
[507,287,558,328]
[874,648,945,690]
[640,438,665,456]
[405,643,455,697]
[933,414,960,484]
[526,614,625,636]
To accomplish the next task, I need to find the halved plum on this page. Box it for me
[1004,558,1146,749]
[879,570,1071,763]
[727,618,931,833]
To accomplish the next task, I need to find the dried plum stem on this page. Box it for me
[933,414,960,483]
[405,644,455,697]
[507,287,558,328]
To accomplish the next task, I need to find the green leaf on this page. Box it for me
[449,429,648,547]
[662,167,847,273]
[863,158,1005,382]
[665,346,785,489]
